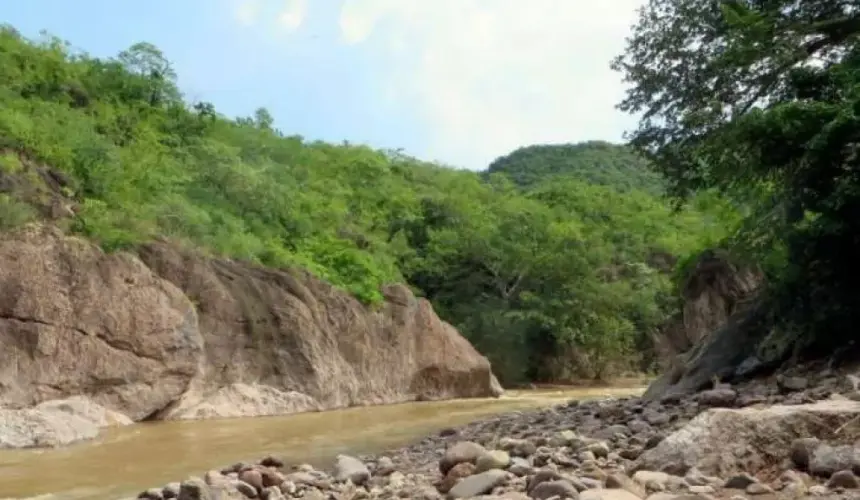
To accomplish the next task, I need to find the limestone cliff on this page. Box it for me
[0,225,501,432]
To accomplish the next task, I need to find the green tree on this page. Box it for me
[253,107,275,130]
[485,141,666,195]
[117,42,180,106]
[613,0,860,357]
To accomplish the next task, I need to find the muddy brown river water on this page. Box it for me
[0,386,644,500]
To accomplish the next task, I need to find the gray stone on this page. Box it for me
[528,479,579,499]
[440,441,487,474]
[476,450,511,472]
[633,400,860,477]
[333,454,370,485]
[579,489,643,500]
[826,469,860,489]
[778,375,809,393]
[447,469,508,498]
[790,437,821,469]
[697,388,737,407]
[178,478,212,500]
[508,457,533,476]
[723,473,756,489]
[810,444,860,477]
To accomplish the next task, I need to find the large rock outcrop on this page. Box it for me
[654,249,761,361]
[646,250,764,400]
[631,399,860,478]
[136,241,502,419]
[0,225,501,438]
[0,225,203,420]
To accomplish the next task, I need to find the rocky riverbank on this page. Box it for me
[131,363,860,500]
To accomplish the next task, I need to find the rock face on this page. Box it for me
[137,241,502,420]
[646,250,765,400]
[655,249,761,359]
[0,225,203,420]
[0,225,501,441]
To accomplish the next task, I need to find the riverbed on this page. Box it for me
[0,386,644,500]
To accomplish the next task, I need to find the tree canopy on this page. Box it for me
[0,25,741,383]
[484,141,666,195]
[613,0,860,357]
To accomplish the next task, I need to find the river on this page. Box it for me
[0,385,644,500]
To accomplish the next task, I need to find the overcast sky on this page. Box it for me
[3,0,645,169]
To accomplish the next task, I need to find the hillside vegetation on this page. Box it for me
[0,26,740,384]
[485,141,666,195]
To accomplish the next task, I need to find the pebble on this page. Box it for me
[447,469,508,498]
[745,482,773,495]
[334,454,371,485]
[827,469,860,489]
[475,449,511,472]
[723,473,756,489]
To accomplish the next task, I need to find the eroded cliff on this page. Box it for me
[0,225,501,438]
[646,249,765,399]
[0,225,203,420]
[652,249,761,362]
[137,241,502,419]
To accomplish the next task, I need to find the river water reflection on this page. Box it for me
[0,385,644,500]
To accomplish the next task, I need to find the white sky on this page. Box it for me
[232,0,645,168]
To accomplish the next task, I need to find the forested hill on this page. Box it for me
[485,141,666,195]
[0,26,740,384]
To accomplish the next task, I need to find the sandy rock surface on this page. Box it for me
[0,396,131,449]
